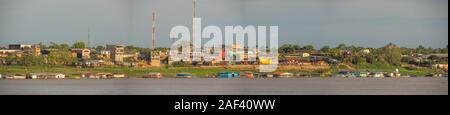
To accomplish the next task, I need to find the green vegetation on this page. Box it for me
[66,74,81,79]
[72,42,86,49]
[0,65,254,77]
[279,44,316,53]
[0,42,447,77]
[0,64,446,77]
[279,43,448,76]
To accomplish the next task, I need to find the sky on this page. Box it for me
[0,0,448,48]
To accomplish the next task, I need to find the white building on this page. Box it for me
[27,73,65,79]
[0,49,20,57]
[301,53,310,58]
[362,49,371,54]
[9,44,32,50]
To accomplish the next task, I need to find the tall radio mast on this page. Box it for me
[190,0,197,63]
[152,12,156,50]
[88,26,91,48]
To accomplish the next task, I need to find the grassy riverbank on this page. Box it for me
[0,65,446,77]
[0,65,254,77]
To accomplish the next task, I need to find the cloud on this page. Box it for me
[0,0,447,48]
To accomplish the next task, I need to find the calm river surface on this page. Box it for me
[0,77,447,95]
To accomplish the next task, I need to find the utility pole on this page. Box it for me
[88,26,91,48]
[151,12,161,67]
[152,12,156,50]
[194,0,197,17]
[190,0,197,64]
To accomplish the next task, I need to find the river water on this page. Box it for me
[0,77,447,95]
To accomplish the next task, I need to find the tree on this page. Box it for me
[154,47,170,52]
[60,44,70,50]
[47,49,75,65]
[441,45,448,53]
[279,44,295,54]
[329,48,343,60]
[4,55,19,65]
[292,45,301,51]
[352,56,367,65]
[125,45,140,53]
[302,45,315,51]
[347,45,357,52]
[37,42,48,49]
[49,42,70,50]
[337,44,347,50]
[320,46,331,53]
[21,55,34,66]
[95,46,105,51]
[20,55,44,66]
[416,45,427,54]
[366,55,378,64]
[380,43,402,66]
[400,47,413,55]
[72,42,86,49]
[49,42,61,49]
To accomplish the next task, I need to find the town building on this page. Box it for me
[151,51,161,67]
[107,45,125,62]
[40,49,58,56]
[123,52,140,61]
[29,45,41,56]
[8,44,41,56]
[97,50,111,59]
[7,44,40,56]
[8,44,32,50]
[71,48,91,59]
[0,49,20,57]
[433,64,448,71]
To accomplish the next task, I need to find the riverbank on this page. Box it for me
[1,65,446,78]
